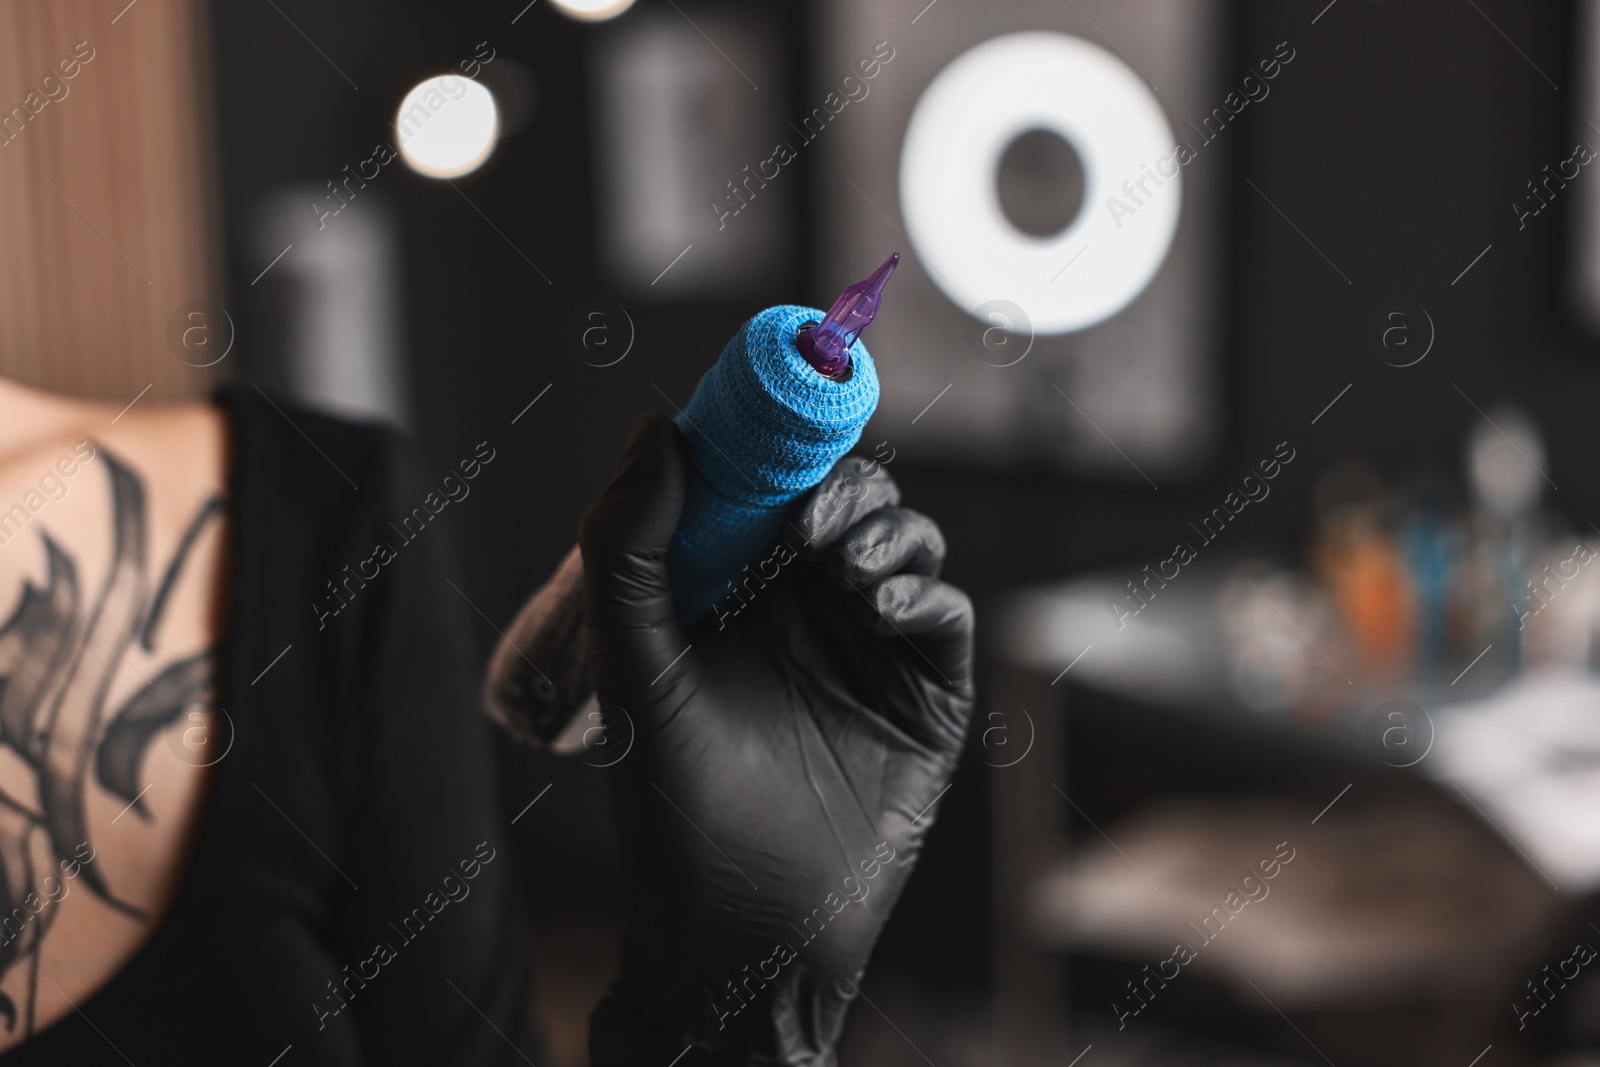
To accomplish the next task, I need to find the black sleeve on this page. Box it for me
[325,432,541,1067]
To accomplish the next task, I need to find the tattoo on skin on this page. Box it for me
[0,447,220,1036]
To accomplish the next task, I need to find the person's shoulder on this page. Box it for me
[0,388,233,1047]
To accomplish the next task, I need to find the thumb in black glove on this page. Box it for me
[579,411,976,1066]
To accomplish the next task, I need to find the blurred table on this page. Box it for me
[986,558,1591,1065]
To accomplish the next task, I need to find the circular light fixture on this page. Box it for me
[548,0,637,21]
[395,75,500,179]
[900,32,1181,335]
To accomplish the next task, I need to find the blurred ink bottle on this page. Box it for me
[1391,472,1461,682]
[1311,463,1413,686]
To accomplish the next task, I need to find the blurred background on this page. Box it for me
[10,0,1600,1063]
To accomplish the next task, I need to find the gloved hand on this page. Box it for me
[580,411,975,1067]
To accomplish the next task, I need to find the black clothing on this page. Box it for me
[0,387,539,1066]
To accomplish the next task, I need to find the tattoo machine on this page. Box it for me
[483,253,899,746]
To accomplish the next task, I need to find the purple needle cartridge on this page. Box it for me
[796,252,900,379]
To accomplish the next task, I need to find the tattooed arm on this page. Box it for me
[0,398,228,1046]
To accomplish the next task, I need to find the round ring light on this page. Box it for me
[900,32,1181,335]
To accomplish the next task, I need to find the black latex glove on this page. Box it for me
[580,411,976,1067]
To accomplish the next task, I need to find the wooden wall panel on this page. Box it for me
[0,0,223,402]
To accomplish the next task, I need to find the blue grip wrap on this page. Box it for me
[667,304,879,622]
